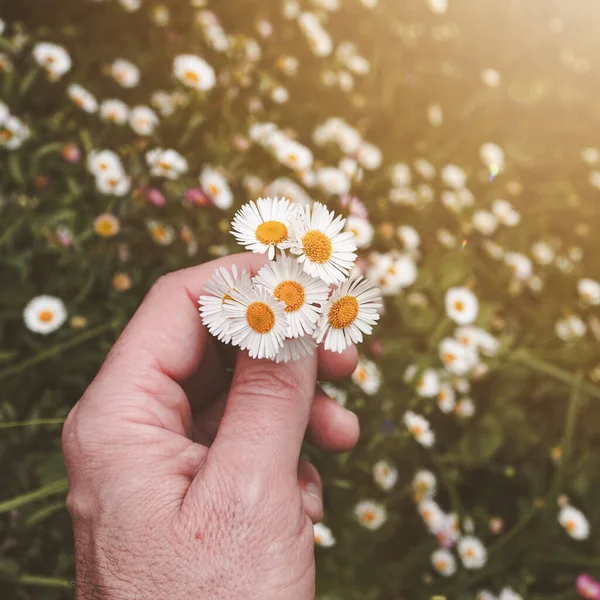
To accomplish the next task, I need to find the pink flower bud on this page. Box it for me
[61,143,81,163]
[184,187,210,206]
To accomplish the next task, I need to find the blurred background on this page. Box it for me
[2,0,600,598]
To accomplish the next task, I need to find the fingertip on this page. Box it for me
[317,343,359,381]
[307,392,360,452]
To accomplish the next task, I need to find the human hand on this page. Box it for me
[62,252,360,600]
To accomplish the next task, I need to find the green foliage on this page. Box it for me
[2,1,600,599]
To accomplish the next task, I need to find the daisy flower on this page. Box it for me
[555,315,586,341]
[254,252,329,337]
[345,215,374,249]
[129,105,159,136]
[431,548,457,577]
[94,213,120,238]
[96,171,131,197]
[146,148,188,179]
[68,83,98,113]
[413,470,437,503]
[456,398,476,418]
[373,460,398,491]
[351,356,381,395]
[439,337,478,375]
[33,42,72,80]
[200,166,233,210]
[88,150,124,177]
[173,54,216,91]
[404,410,435,447]
[315,276,381,353]
[354,500,387,530]
[445,287,479,325]
[0,116,30,150]
[274,335,317,364]
[147,221,175,245]
[499,588,524,600]
[437,382,456,413]
[559,505,590,540]
[578,278,600,305]
[313,522,336,547]
[223,280,287,359]
[418,499,445,531]
[199,265,250,343]
[109,59,140,88]
[231,198,296,260]
[23,295,67,335]
[320,382,347,407]
[100,99,129,125]
[458,536,487,569]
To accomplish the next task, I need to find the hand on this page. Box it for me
[62,252,360,600]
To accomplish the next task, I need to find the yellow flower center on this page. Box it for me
[96,220,116,237]
[357,369,367,382]
[246,301,275,333]
[566,520,576,532]
[362,510,376,524]
[184,70,200,84]
[436,560,447,571]
[207,183,220,196]
[153,226,166,240]
[443,353,456,364]
[302,230,333,264]
[0,128,14,141]
[454,300,465,312]
[274,280,305,313]
[328,296,359,329]
[256,220,288,245]
[38,310,54,323]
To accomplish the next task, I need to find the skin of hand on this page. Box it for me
[62,252,361,600]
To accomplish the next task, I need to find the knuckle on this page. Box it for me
[234,362,301,402]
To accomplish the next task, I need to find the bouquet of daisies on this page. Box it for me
[198,198,382,363]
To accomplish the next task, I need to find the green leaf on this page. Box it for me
[8,154,24,184]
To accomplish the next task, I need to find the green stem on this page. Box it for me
[11,574,72,589]
[0,418,65,429]
[0,323,114,383]
[0,478,68,514]
[429,451,462,521]
[548,375,582,505]
[512,350,600,399]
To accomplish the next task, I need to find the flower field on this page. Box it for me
[2,0,600,598]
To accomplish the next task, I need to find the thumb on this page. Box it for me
[208,350,318,477]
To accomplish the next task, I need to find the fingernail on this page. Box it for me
[306,483,320,499]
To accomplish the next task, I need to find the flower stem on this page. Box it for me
[0,323,114,383]
[0,478,69,514]
[9,574,72,590]
[511,350,600,399]
[0,418,65,429]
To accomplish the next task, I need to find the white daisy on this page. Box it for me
[404,410,435,447]
[578,278,600,305]
[129,105,159,136]
[499,588,523,600]
[99,99,129,125]
[0,116,30,150]
[231,197,296,260]
[313,522,336,547]
[559,505,590,540]
[274,335,317,364]
[275,139,313,171]
[146,148,188,179]
[199,265,249,343]
[373,460,398,491]
[345,215,374,249]
[458,536,487,569]
[254,252,329,337]
[68,83,98,113]
[431,548,457,577]
[200,166,233,210]
[413,470,437,502]
[320,382,347,407]
[439,337,478,375]
[354,500,387,530]
[223,280,287,359]
[110,59,140,88]
[32,42,72,80]
[445,287,479,325]
[437,382,456,413]
[289,202,357,284]
[23,295,67,335]
[173,54,216,91]
[352,356,381,395]
[95,171,131,197]
[88,150,124,177]
[456,398,476,418]
[315,276,381,353]
[418,499,445,531]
